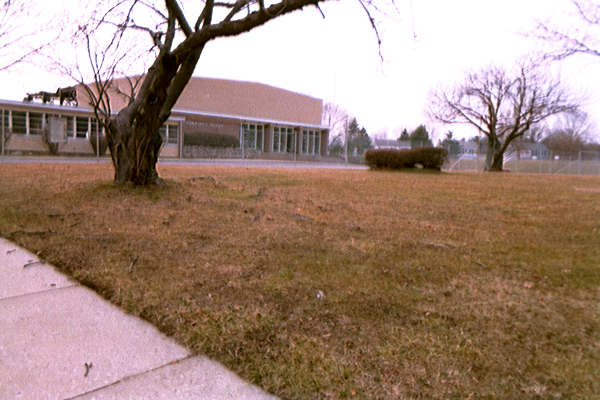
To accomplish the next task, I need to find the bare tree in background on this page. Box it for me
[322,101,352,158]
[429,63,577,171]
[322,102,350,142]
[67,0,391,185]
[543,110,594,155]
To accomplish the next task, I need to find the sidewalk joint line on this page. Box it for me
[65,354,195,400]
[0,283,80,303]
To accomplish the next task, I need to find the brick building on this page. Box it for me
[0,77,328,159]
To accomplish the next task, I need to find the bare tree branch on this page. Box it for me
[534,0,600,60]
[356,0,383,59]
[0,0,62,70]
[195,0,215,30]
[165,0,192,36]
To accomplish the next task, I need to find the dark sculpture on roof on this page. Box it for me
[23,86,78,106]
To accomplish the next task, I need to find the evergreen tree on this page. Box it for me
[347,118,372,155]
[398,129,410,141]
[409,125,433,148]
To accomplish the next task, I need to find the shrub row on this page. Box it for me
[364,148,448,171]
[184,131,239,148]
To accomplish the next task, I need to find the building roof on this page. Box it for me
[0,98,95,114]
[77,76,323,127]
[174,77,323,126]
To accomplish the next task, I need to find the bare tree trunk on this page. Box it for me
[485,139,504,171]
[104,55,179,185]
[105,115,164,184]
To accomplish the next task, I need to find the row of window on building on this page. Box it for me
[0,109,180,145]
[241,123,321,155]
[159,124,179,145]
[0,109,105,139]
[0,109,321,153]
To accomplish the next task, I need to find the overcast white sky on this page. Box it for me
[1,0,599,142]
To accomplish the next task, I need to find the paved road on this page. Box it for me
[0,155,368,170]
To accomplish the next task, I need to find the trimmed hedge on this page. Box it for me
[364,148,448,171]
[184,131,239,148]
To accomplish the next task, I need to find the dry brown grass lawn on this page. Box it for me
[1,162,599,399]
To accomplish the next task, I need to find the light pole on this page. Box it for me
[344,118,348,164]
[240,124,245,159]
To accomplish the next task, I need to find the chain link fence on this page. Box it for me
[445,151,600,175]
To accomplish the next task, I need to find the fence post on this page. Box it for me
[344,119,348,164]
[578,151,582,175]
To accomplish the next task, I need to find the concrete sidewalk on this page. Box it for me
[0,238,277,399]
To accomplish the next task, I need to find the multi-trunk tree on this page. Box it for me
[68,0,388,185]
[429,63,577,171]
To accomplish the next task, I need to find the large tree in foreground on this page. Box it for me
[70,0,388,185]
[429,63,577,171]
